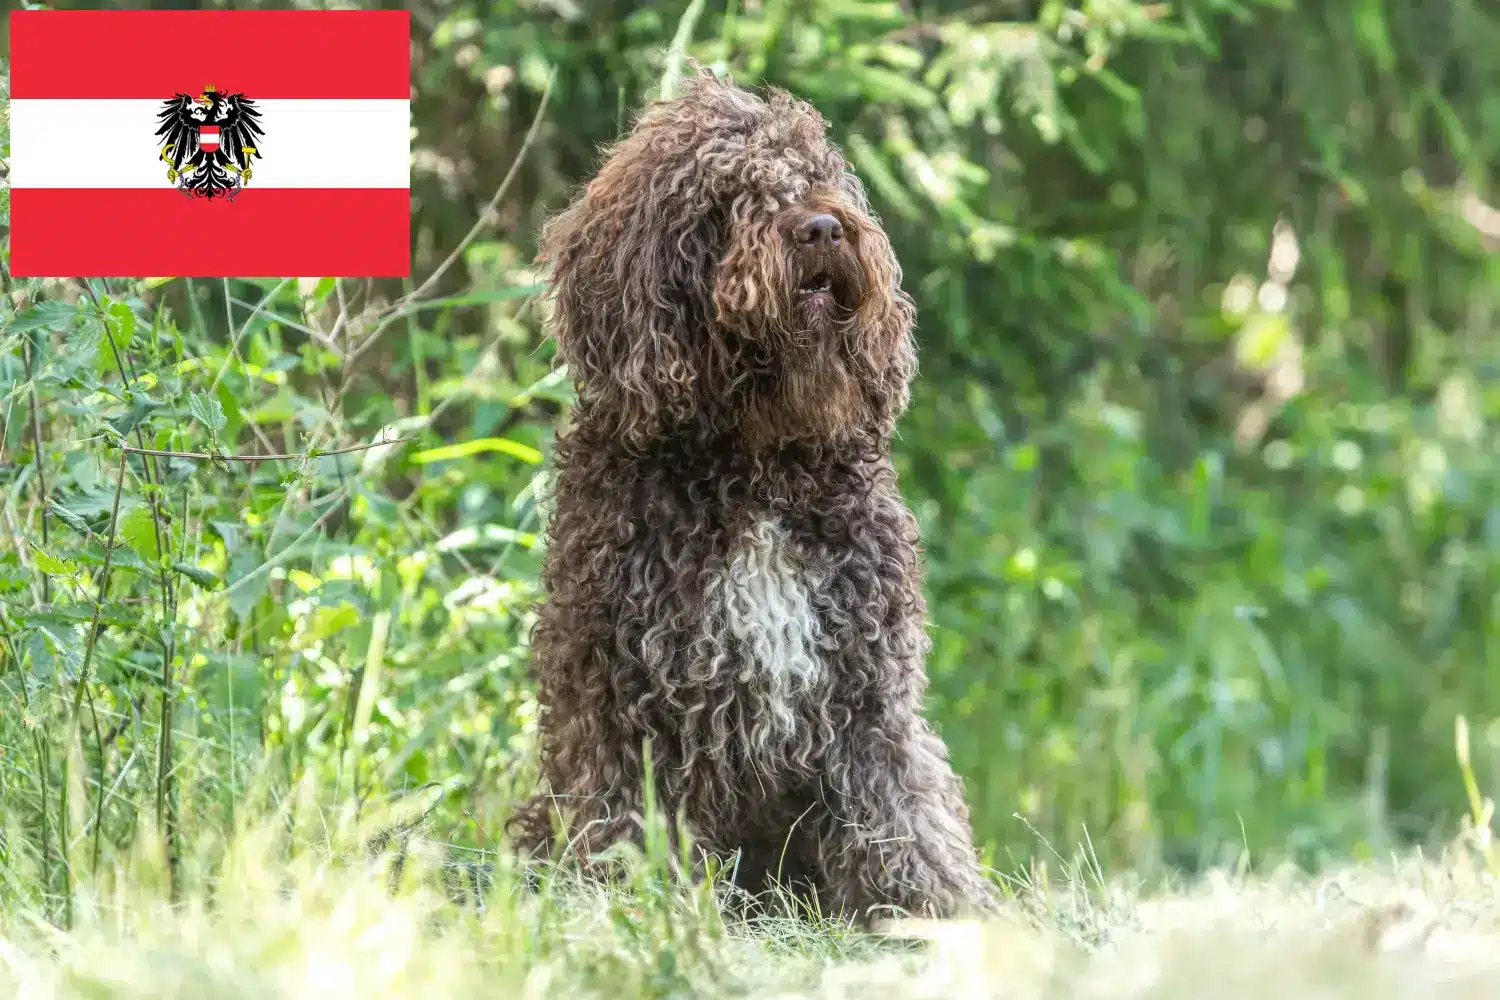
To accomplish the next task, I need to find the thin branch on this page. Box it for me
[84,282,182,898]
[342,69,557,373]
[210,278,291,391]
[22,332,51,606]
[118,437,411,463]
[63,447,128,919]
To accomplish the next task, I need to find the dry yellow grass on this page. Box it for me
[3,804,1499,1000]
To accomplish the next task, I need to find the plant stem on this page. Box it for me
[22,333,50,607]
[119,438,409,462]
[62,448,129,898]
[88,284,182,899]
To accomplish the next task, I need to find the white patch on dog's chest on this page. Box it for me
[711,518,827,746]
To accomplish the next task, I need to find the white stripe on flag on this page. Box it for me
[10,99,410,189]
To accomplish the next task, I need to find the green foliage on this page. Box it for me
[3,0,1500,929]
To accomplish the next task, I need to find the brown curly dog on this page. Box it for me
[507,66,996,923]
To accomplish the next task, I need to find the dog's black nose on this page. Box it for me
[797,213,843,249]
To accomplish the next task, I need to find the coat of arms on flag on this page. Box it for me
[156,85,265,200]
[7,9,411,277]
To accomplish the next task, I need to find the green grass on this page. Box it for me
[3,774,1500,1000]
[4,5,1500,993]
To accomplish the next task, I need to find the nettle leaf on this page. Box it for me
[99,299,138,373]
[103,546,151,574]
[29,542,79,578]
[25,630,58,682]
[109,394,165,437]
[0,561,27,595]
[213,381,246,442]
[27,604,139,631]
[62,447,102,491]
[172,560,220,590]
[65,487,128,521]
[47,499,94,536]
[5,301,76,335]
[48,485,128,537]
[106,298,137,346]
[187,390,228,434]
[120,504,163,564]
[28,622,84,681]
[36,325,102,388]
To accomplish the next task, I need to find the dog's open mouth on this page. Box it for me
[797,271,835,298]
[793,255,861,312]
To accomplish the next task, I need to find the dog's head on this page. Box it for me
[538,66,916,452]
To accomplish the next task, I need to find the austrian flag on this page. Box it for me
[8,10,412,277]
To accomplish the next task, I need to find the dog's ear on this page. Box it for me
[537,147,719,449]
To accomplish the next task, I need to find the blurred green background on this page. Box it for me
[3,0,1500,915]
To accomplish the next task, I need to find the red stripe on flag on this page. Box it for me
[10,10,410,99]
[10,188,411,278]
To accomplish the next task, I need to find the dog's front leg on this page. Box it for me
[819,720,998,923]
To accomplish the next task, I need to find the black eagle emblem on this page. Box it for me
[155,85,265,200]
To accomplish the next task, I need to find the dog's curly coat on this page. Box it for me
[508,68,996,921]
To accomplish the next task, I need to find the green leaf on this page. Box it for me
[29,543,79,578]
[410,437,544,465]
[26,603,140,632]
[309,277,337,301]
[844,64,940,108]
[1354,0,1396,73]
[0,562,28,595]
[846,133,922,220]
[172,560,220,590]
[102,299,138,367]
[227,547,269,621]
[43,325,103,387]
[30,623,85,681]
[5,301,76,335]
[187,390,228,433]
[50,486,124,524]
[355,487,402,527]
[109,394,165,437]
[210,520,242,553]
[47,500,94,536]
[214,380,246,442]
[306,602,362,641]
[120,505,163,565]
